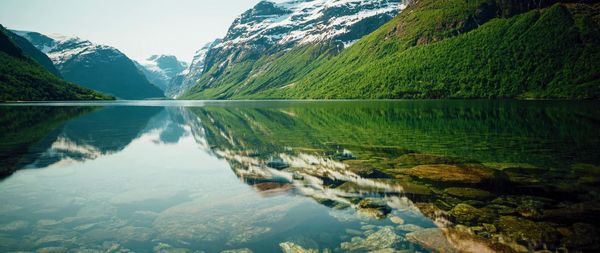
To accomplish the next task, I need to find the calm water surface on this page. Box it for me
[0,100,599,253]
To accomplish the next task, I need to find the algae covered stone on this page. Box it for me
[341,226,399,251]
[279,242,318,253]
[496,216,560,249]
[397,164,499,184]
[448,203,495,226]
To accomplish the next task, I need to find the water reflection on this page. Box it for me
[0,100,599,252]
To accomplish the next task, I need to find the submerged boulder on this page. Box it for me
[279,242,318,253]
[449,203,495,226]
[407,228,512,253]
[340,226,399,251]
[406,228,459,253]
[562,223,600,250]
[356,198,392,219]
[395,164,500,184]
[343,160,390,178]
[496,216,560,250]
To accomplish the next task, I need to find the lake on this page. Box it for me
[0,100,599,253]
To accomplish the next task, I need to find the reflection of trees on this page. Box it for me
[0,106,96,178]
[0,106,162,176]
[188,100,600,168]
[186,101,600,252]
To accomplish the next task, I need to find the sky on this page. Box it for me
[0,0,267,63]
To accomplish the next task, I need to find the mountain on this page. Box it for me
[2,28,61,77]
[13,31,165,99]
[135,55,187,92]
[166,39,221,98]
[183,0,600,100]
[182,0,405,99]
[0,26,112,101]
[267,0,600,99]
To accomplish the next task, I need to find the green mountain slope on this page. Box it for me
[184,0,600,100]
[184,43,339,99]
[1,27,62,77]
[0,27,113,101]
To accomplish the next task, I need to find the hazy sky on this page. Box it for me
[0,0,266,62]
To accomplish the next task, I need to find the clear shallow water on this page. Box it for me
[0,100,599,253]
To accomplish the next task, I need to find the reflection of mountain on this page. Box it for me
[189,101,600,167]
[143,107,189,145]
[0,106,162,173]
[186,101,600,252]
[0,106,96,179]
[27,106,162,168]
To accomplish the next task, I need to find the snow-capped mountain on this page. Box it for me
[182,0,406,98]
[13,31,164,99]
[222,0,404,48]
[166,39,221,98]
[207,0,405,69]
[135,55,187,91]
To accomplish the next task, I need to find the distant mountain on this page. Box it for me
[135,55,187,92]
[13,30,164,99]
[166,39,221,98]
[0,26,112,101]
[182,0,404,99]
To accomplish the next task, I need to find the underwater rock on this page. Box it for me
[116,226,153,242]
[35,234,74,247]
[357,199,391,219]
[491,195,552,220]
[343,160,389,178]
[358,208,389,219]
[444,187,493,200]
[414,202,446,219]
[484,204,516,215]
[36,247,68,253]
[0,220,29,232]
[396,164,499,184]
[407,228,511,253]
[391,180,433,196]
[341,226,399,251]
[345,228,363,236]
[406,228,458,253]
[73,223,97,232]
[336,181,384,194]
[153,242,191,253]
[449,204,495,226]
[396,224,423,232]
[220,248,253,253]
[37,219,60,227]
[73,248,104,253]
[496,216,560,250]
[279,242,318,253]
[563,223,600,250]
[390,216,405,225]
[542,201,600,222]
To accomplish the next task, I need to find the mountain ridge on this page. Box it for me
[0,26,112,101]
[183,0,600,100]
[14,31,165,99]
[182,0,406,99]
